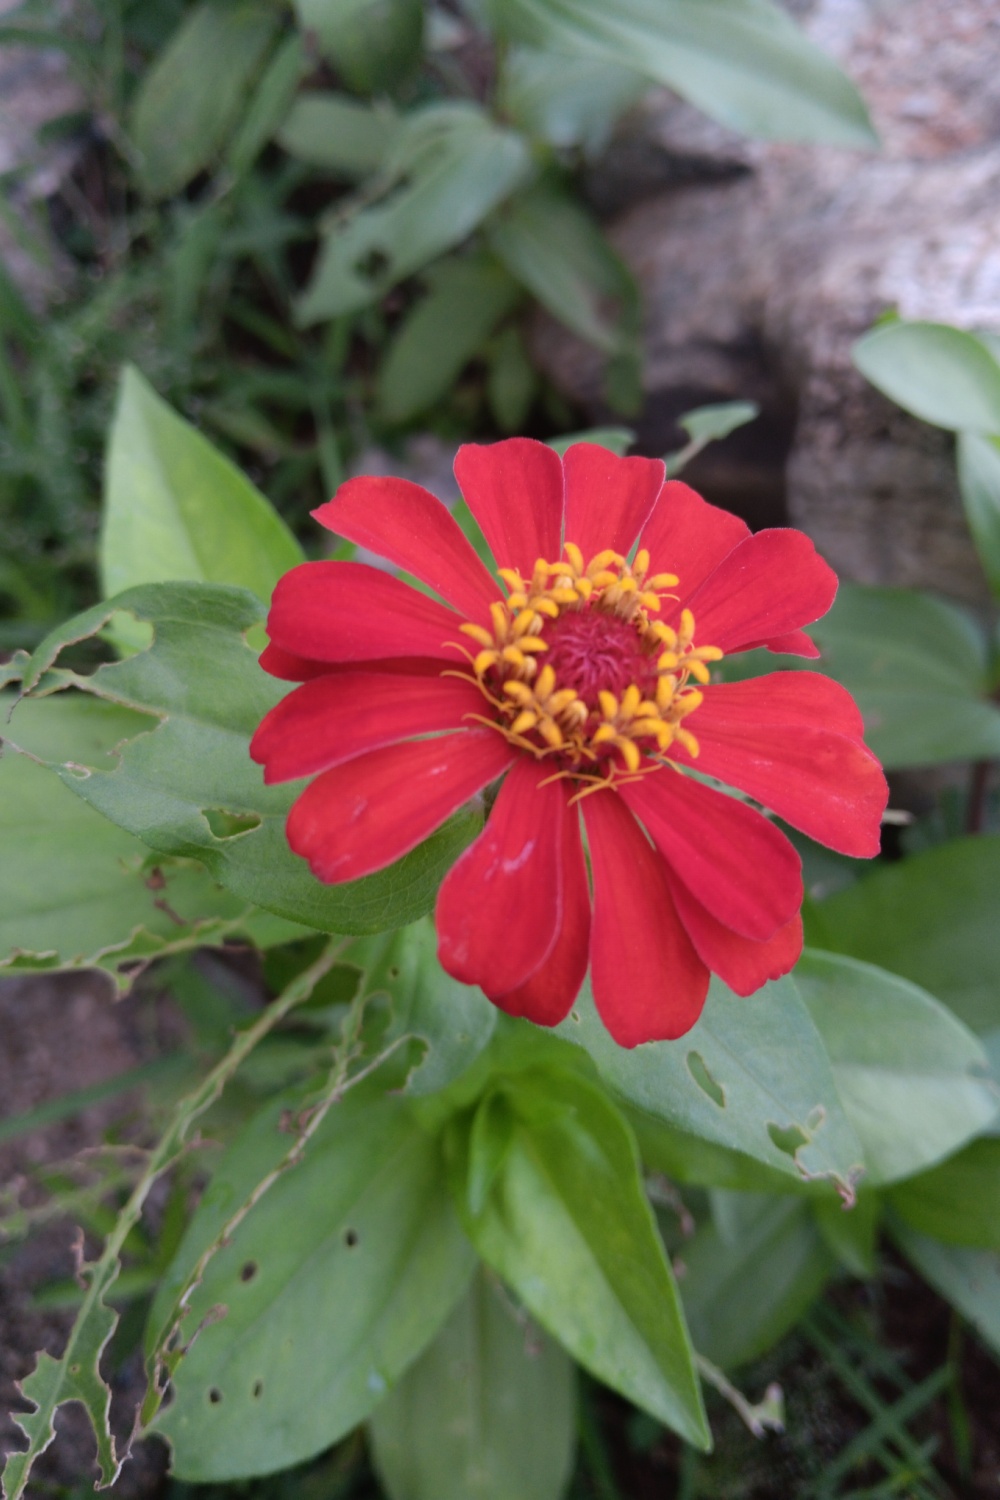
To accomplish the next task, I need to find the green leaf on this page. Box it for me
[377,257,522,423]
[498,46,644,154]
[449,1065,710,1448]
[804,835,1000,1035]
[548,426,635,457]
[678,401,760,445]
[957,432,1000,599]
[13,584,481,937]
[345,920,497,1096]
[853,320,1000,435]
[679,1194,833,1369]
[486,327,538,433]
[889,1140,1000,1249]
[296,105,532,323]
[101,367,303,607]
[0,693,305,984]
[795,951,996,1186]
[485,0,876,148]
[891,1222,1000,1361]
[129,1,280,199]
[808,582,1000,768]
[812,1190,880,1278]
[226,33,306,180]
[368,1266,577,1500]
[276,90,400,175]
[559,976,863,1192]
[151,1084,475,1481]
[293,0,424,94]
[488,179,638,356]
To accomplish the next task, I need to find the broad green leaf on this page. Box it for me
[151,1083,474,1481]
[296,105,532,323]
[812,1190,880,1278]
[679,1195,833,1369]
[957,432,1000,599]
[368,1266,576,1500]
[629,1111,803,1195]
[0,693,304,985]
[889,1140,1000,1249]
[488,180,637,356]
[853,321,1000,435]
[559,976,863,1192]
[809,582,1000,767]
[449,1066,710,1448]
[804,836,1000,1035]
[130,1,280,199]
[101,367,303,606]
[795,951,996,1186]
[13,584,481,936]
[226,33,306,180]
[377,257,522,423]
[679,401,760,445]
[344,920,497,1096]
[498,45,644,153]
[485,0,876,148]
[891,1222,1000,1361]
[293,0,423,94]
[276,90,400,175]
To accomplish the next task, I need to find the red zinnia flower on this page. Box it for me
[251,440,887,1047]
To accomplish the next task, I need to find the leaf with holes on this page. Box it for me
[559,975,863,1192]
[368,1266,576,1500]
[0,691,305,985]
[12,584,481,936]
[795,951,997,1186]
[485,0,876,147]
[149,1081,475,1481]
[447,1064,710,1448]
[296,104,532,323]
[804,835,1000,1035]
[679,1194,834,1370]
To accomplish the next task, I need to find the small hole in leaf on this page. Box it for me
[768,1121,810,1157]
[387,966,400,980]
[355,247,390,281]
[344,1227,359,1248]
[69,1364,80,1375]
[240,1261,258,1283]
[252,1379,264,1399]
[687,1051,725,1107]
[208,1388,223,1405]
[204,808,262,840]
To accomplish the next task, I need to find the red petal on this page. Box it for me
[620,771,803,941]
[639,480,749,595]
[697,672,865,739]
[667,870,803,995]
[314,475,498,625]
[435,758,573,995]
[750,629,822,658]
[683,734,886,858]
[454,439,563,575]
[259,643,337,681]
[267,561,465,665]
[675,529,838,654]
[251,670,486,785]
[583,791,709,1047]
[490,786,590,1026]
[286,730,513,883]
[563,444,664,560]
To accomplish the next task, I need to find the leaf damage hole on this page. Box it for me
[208,1387,223,1405]
[203,807,262,840]
[240,1260,258,1283]
[252,1379,264,1399]
[768,1121,810,1158]
[387,966,400,980]
[355,246,391,281]
[343,1227,359,1249]
[687,1051,725,1107]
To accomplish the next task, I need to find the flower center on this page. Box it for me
[456,543,723,784]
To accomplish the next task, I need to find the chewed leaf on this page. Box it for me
[13,582,481,936]
[2,1291,120,1499]
[559,974,864,1193]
